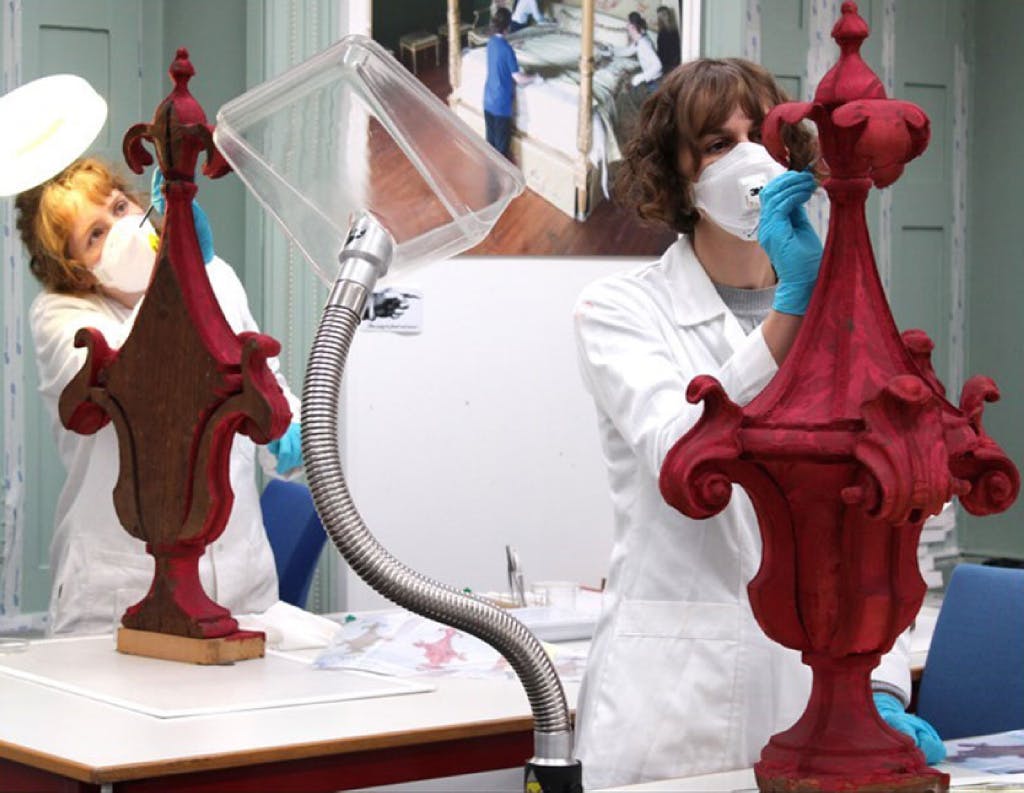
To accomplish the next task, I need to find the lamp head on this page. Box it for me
[0,74,107,197]
[214,35,524,284]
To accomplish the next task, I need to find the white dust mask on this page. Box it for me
[693,141,787,241]
[93,215,158,293]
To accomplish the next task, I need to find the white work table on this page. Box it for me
[0,634,580,791]
[0,606,937,792]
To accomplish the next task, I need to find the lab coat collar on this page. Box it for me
[663,235,731,328]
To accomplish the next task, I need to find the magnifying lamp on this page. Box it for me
[215,36,582,791]
[0,74,107,196]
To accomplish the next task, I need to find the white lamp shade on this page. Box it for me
[0,74,107,197]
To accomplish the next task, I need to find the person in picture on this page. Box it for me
[617,11,663,93]
[656,5,681,74]
[483,6,541,159]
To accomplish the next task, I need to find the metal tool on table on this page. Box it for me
[507,545,527,607]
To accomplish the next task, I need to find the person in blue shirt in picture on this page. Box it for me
[510,0,547,32]
[484,7,541,159]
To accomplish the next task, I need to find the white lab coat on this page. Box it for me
[572,236,911,791]
[511,0,545,25]
[30,257,301,636]
[617,33,663,86]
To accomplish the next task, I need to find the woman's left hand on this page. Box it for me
[873,692,947,765]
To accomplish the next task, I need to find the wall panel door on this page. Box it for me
[760,1,964,399]
[888,0,964,390]
[761,0,807,100]
[17,1,148,613]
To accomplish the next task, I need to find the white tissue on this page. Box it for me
[235,601,342,651]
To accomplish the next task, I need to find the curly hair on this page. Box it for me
[15,157,145,294]
[614,58,818,236]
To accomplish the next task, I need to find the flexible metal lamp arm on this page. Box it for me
[301,215,582,791]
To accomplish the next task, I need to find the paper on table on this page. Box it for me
[943,730,1024,776]
[313,609,588,681]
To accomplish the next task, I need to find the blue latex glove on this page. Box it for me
[267,422,303,474]
[874,692,947,765]
[757,169,823,316]
[150,170,215,264]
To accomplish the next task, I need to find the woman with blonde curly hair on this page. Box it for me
[15,156,301,635]
[571,58,942,789]
[17,157,150,298]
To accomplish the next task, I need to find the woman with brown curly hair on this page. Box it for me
[16,156,300,635]
[571,59,938,788]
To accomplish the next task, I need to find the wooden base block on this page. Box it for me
[117,627,265,665]
[755,770,949,793]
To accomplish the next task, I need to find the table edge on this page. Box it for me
[1,715,536,784]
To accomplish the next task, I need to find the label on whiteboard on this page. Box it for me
[361,287,423,334]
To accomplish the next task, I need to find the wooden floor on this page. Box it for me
[408,49,678,258]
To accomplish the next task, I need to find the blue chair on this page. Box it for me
[915,563,1024,739]
[259,479,328,609]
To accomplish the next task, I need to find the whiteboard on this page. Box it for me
[343,256,633,610]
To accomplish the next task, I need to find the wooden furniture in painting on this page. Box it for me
[438,20,473,47]
[447,0,633,221]
[400,31,441,76]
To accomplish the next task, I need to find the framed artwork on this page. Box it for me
[372,0,691,256]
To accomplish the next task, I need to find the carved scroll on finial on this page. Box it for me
[855,374,952,526]
[948,376,1020,516]
[659,375,744,520]
[122,47,231,182]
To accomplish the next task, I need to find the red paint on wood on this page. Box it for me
[659,4,1017,791]
[58,49,291,640]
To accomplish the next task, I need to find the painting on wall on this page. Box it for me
[372,0,688,257]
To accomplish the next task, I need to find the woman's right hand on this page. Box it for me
[758,170,822,316]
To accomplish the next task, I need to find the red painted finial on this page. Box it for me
[762,0,926,184]
[61,46,287,656]
[170,47,196,88]
[814,0,883,107]
[835,2,869,43]
[123,48,226,180]
[662,5,1016,791]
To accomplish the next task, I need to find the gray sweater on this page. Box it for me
[713,281,776,334]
